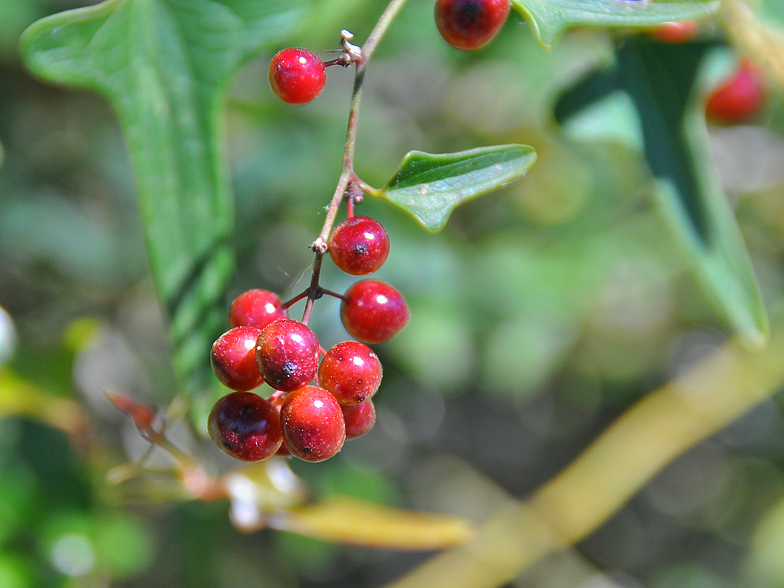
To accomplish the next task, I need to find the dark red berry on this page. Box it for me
[229,289,288,330]
[318,341,383,406]
[269,47,327,105]
[255,319,319,391]
[281,386,346,462]
[342,400,376,439]
[208,392,283,461]
[435,0,510,51]
[341,280,410,344]
[651,21,699,43]
[211,327,264,391]
[706,59,766,124]
[328,216,390,275]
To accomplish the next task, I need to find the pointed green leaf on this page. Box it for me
[512,0,719,48]
[20,0,304,395]
[554,39,768,348]
[380,145,537,232]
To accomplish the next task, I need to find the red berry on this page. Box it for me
[651,21,699,43]
[705,60,766,124]
[255,319,319,392]
[211,327,264,391]
[435,0,510,51]
[208,392,283,461]
[341,280,410,344]
[269,47,327,105]
[342,400,376,439]
[318,341,383,406]
[328,216,390,276]
[229,289,288,330]
[281,386,346,462]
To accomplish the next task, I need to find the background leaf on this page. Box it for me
[513,0,719,48]
[19,0,304,396]
[380,145,537,231]
[555,38,769,347]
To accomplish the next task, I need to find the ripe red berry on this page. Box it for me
[328,216,390,275]
[269,47,327,105]
[705,60,766,124]
[281,386,346,462]
[229,289,288,330]
[211,326,264,391]
[255,319,319,391]
[435,0,510,51]
[208,392,283,461]
[651,21,699,43]
[318,341,383,406]
[341,280,410,344]
[342,400,376,439]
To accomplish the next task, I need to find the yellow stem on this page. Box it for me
[385,307,784,588]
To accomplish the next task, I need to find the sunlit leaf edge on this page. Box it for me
[380,144,537,232]
[512,0,720,48]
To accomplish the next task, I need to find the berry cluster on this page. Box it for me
[208,214,409,463]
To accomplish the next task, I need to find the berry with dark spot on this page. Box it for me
[281,386,346,462]
[318,341,383,406]
[328,216,390,275]
[435,0,510,51]
[208,392,283,461]
[255,319,320,391]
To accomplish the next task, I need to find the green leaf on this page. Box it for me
[19,0,304,395]
[554,39,768,348]
[380,145,537,232]
[512,0,720,48]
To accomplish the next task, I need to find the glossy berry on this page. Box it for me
[208,392,283,461]
[435,0,510,51]
[269,48,327,105]
[328,216,390,275]
[255,319,320,391]
[341,280,410,344]
[651,21,699,43]
[211,327,264,391]
[318,341,383,406]
[281,386,346,462]
[706,60,766,124]
[229,289,288,330]
[342,400,376,439]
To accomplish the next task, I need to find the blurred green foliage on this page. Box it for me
[2,0,784,587]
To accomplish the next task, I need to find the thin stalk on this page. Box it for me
[301,254,323,326]
[312,0,411,250]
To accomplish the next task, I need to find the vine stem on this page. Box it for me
[384,309,784,588]
[302,0,411,324]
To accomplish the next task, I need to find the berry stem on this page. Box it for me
[347,194,355,218]
[320,288,348,301]
[301,254,324,326]
[283,289,309,309]
[312,0,411,251]
[355,177,381,197]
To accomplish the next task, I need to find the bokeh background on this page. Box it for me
[3,0,784,586]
